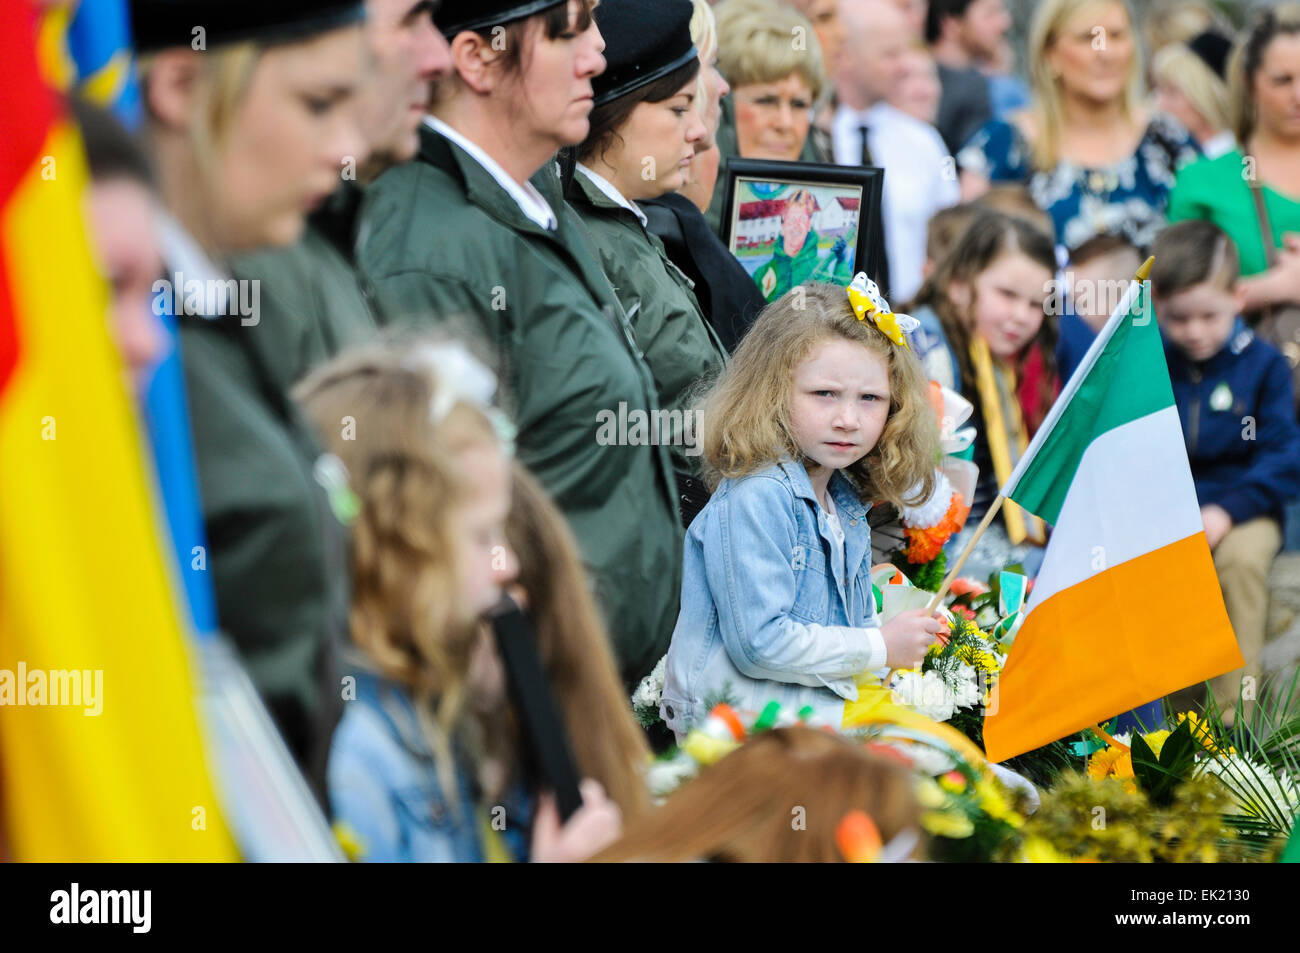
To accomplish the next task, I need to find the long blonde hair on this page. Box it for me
[593,727,921,862]
[690,0,719,121]
[1153,43,1232,137]
[140,43,263,183]
[294,341,503,753]
[700,283,939,507]
[1025,0,1145,170]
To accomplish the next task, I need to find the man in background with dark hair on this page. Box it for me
[925,0,1001,154]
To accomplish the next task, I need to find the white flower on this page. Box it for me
[1196,755,1300,818]
[890,670,956,722]
[950,663,982,710]
[631,655,667,711]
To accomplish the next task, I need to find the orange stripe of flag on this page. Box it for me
[983,533,1243,763]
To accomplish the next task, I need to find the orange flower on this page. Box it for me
[902,492,970,563]
[1088,745,1137,794]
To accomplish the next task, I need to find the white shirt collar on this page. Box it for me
[575,163,648,228]
[424,116,557,231]
[1200,130,1237,161]
[154,209,232,318]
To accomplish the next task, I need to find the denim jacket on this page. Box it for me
[328,664,531,862]
[660,461,888,738]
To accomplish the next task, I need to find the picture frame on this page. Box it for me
[719,158,888,304]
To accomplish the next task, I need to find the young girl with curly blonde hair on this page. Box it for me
[660,281,947,738]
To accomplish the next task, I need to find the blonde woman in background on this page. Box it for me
[716,0,826,162]
[957,0,1198,252]
[1143,0,1234,78]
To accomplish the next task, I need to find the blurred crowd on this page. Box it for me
[61,0,1300,861]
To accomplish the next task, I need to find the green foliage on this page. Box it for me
[1129,720,1200,807]
[1019,771,1263,863]
[896,550,946,593]
[702,682,740,713]
[634,702,662,729]
[1175,670,1300,844]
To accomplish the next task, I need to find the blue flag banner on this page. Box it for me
[68,0,141,127]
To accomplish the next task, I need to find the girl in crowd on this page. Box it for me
[74,100,166,392]
[360,0,683,688]
[910,211,1059,577]
[957,0,1198,253]
[658,282,946,738]
[569,0,729,521]
[296,341,629,862]
[132,0,368,791]
[595,726,921,862]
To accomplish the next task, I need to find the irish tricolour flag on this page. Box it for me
[981,262,1243,763]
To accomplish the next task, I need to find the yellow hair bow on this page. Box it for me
[847,272,920,350]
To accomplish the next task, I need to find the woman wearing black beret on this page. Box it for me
[568,0,730,524]
[641,0,767,355]
[131,0,368,796]
[359,0,686,692]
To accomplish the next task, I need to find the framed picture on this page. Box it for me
[719,158,887,304]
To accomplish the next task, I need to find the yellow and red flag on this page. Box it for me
[0,0,235,860]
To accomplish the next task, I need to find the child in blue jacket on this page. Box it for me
[1151,221,1300,716]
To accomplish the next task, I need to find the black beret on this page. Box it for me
[130,0,365,54]
[435,0,569,39]
[592,0,698,107]
[1187,30,1233,80]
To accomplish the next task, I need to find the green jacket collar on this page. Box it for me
[417,122,563,240]
[570,167,644,226]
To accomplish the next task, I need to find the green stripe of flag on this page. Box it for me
[1004,281,1173,526]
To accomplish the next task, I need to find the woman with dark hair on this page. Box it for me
[641,0,767,354]
[1170,6,1300,302]
[568,0,729,522]
[1167,5,1300,548]
[360,0,685,687]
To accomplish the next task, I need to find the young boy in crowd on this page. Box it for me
[1057,234,1144,382]
[1151,220,1300,717]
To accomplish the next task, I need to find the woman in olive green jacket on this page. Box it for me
[569,0,729,518]
[134,0,368,793]
[359,0,683,686]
